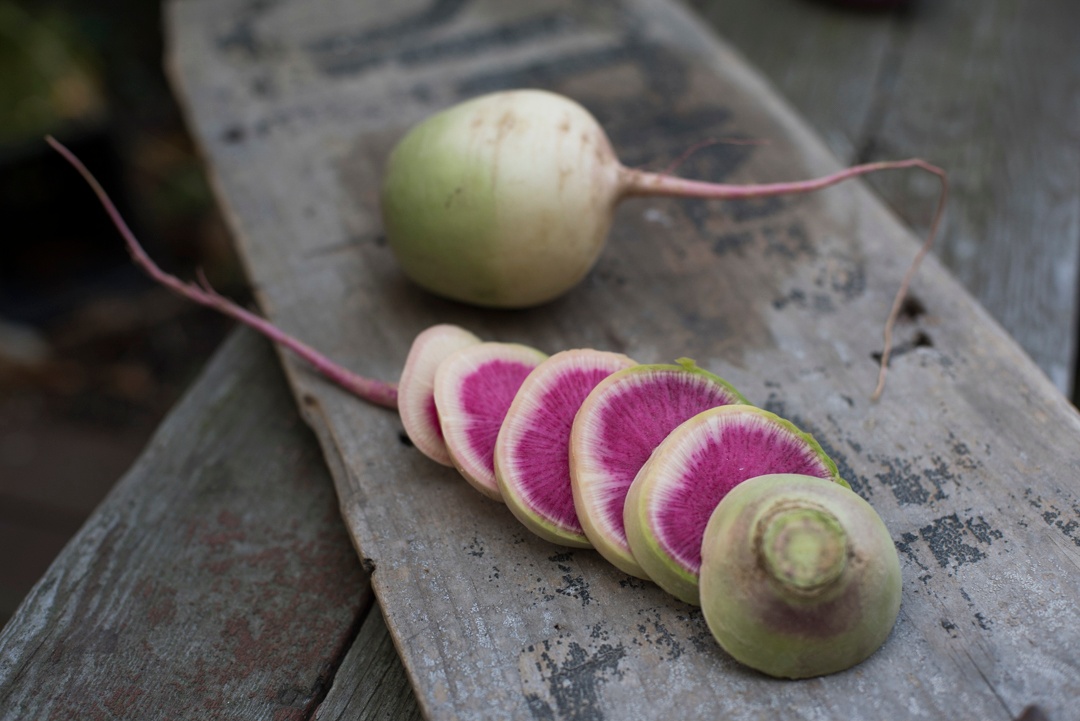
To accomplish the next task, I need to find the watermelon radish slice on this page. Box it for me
[494,349,637,547]
[434,342,548,500]
[624,405,846,605]
[398,324,482,466]
[569,359,747,578]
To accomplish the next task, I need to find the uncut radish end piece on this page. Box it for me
[624,405,845,605]
[495,349,637,548]
[700,474,902,679]
[398,324,482,466]
[434,342,548,500]
[570,358,747,579]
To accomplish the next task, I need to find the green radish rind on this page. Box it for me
[700,473,902,679]
[624,405,848,606]
[434,341,549,500]
[570,358,748,579]
[496,349,637,548]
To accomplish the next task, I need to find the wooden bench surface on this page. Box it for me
[0,329,420,720]
[2,0,1078,719]
[693,0,1080,398]
[159,0,1080,717]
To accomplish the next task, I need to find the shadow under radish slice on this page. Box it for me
[434,342,548,500]
[569,359,747,579]
[624,405,847,605]
[398,324,482,466]
[495,349,637,548]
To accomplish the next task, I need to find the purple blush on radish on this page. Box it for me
[569,359,747,578]
[434,342,548,500]
[700,474,902,679]
[624,405,846,605]
[495,349,636,548]
[398,324,482,466]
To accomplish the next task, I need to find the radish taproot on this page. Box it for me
[569,358,747,578]
[624,405,846,605]
[494,349,637,547]
[699,473,902,679]
[434,342,548,500]
[381,89,947,399]
[398,324,482,466]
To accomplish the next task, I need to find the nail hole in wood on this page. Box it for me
[871,331,934,364]
[222,125,245,144]
[899,294,927,321]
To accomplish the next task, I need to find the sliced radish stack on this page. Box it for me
[495,349,637,547]
[398,324,482,466]
[624,405,846,605]
[569,359,747,578]
[434,342,548,500]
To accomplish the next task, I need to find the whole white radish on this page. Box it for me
[382,90,944,309]
[50,83,942,418]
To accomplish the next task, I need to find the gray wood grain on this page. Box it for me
[689,0,1080,397]
[316,607,423,721]
[165,0,1080,719]
[0,329,383,719]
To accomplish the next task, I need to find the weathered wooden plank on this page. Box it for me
[165,0,1080,719]
[316,607,423,721]
[0,329,379,719]
[690,0,1080,397]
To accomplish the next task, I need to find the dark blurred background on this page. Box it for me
[0,0,247,628]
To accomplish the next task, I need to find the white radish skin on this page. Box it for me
[434,342,548,500]
[398,324,482,466]
[384,89,945,312]
[382,89,948,399]
[382,90,622,309]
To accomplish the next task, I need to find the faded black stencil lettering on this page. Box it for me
[631,607,689,660]
[1024,489,1080,547]
[458,45,635,97]
[919,513,1003,570]
[312,10,572,77]
[522,639,627,721]
[217,0,289,56]
[875,456,938,506]
[308,0,470,54]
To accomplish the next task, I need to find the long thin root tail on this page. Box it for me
[46,135,398,410]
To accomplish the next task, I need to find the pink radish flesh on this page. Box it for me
[460,360,535,466]
[624,405,843,605]
[496,350,636,546]
[570,361,746,577]
[659,420,831,570]
[435,343,548,500]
